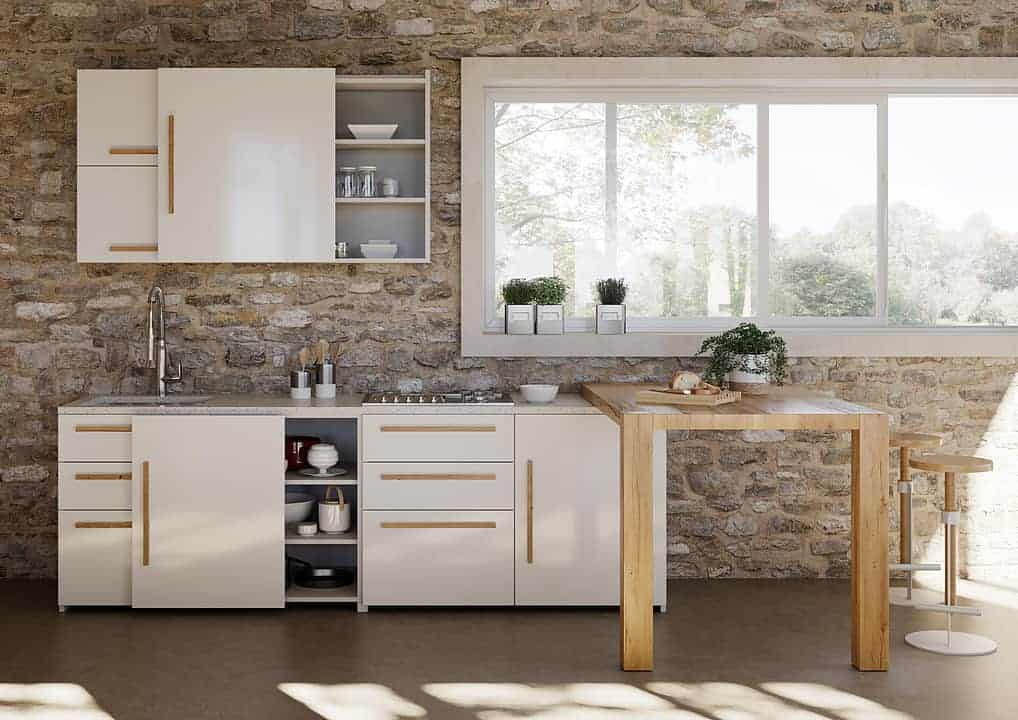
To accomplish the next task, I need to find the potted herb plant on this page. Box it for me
[696,322,788,392]
[531,276,568,335]
[502,278,535,335]
[595,278,627,334]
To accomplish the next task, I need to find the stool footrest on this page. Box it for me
[914,603,981,617]
[890,562,941,573]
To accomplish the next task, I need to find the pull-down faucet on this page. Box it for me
[147,286,182,397]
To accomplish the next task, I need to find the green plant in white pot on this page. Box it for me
[595,278,627,334]
[697,322,788,392]
[502,278,535,335]
[531,276,568,335]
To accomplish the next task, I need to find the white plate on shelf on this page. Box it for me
[298,467,348,478]
[360,243,398,259]
[348,123,398,140]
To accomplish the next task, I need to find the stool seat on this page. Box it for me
[891,431,942,450]
[909,454,993,474]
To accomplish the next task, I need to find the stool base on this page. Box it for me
[890,586,942,608]
[905,630,997,656]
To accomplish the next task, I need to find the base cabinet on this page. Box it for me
[131,415,284,609]
[362,510,514,605]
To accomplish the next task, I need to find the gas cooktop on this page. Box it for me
[363,391,513,406]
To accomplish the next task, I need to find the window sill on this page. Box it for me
[461,328,1018,358]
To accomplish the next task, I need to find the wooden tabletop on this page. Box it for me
[581,383,884,431]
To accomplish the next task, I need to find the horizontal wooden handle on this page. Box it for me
[109,244,158,253]
[75,521,132,529]
[75,473,131,481]
[379,473,497,481]
[74,424,131,433]
[379,425,497,433]
[109,147,158,155]
[380,521,497,529]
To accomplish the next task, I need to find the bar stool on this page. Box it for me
[904,453,996,656]
[890,431,943,607]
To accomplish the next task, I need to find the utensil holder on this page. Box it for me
[290,370,312,400]
[319,486,351,534]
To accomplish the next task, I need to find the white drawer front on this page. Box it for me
[77,69,157,166]
[362,415,514,462]
[362,462,513,510]
[58,510,132,606]
[58,463,132,510]
[363,510,514,605]
[58,415,132,461]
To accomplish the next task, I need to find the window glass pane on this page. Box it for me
[889,96,1018,326]
[617,103,757,319]
[769,105,878,318]
[493,102,605,319]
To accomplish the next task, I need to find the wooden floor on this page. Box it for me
[1,579,1016,719]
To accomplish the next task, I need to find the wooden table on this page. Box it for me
[582,383,890,672]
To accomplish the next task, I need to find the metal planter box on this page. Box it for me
[595,304,626,334]
[505,304,536,335]
[536,305,565,335]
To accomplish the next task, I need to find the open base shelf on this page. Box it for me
[286,465,357,486]
[286,583,358,603]
[286,527,357,545]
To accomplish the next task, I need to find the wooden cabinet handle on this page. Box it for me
[527,459,534,564]
[380,521,497,529]
[74,424,131,433]
[109,244,158,253]
[109,146,157,155]
[379,473,497,481]
[75,473,131,481]
[142,460,150,567]
[379,425,497,433]
[167,114,175,214]
[75,521,132,529]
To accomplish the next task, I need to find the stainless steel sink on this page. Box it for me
[92,395,211,406]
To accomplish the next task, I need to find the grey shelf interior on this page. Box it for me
[335,147,425,199]
[335,89,426,140]
[335,203,426,260]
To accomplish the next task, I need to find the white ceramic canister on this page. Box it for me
[318,486,351,534]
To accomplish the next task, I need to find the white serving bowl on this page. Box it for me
[360,243,398,259]
[285,492,315,524]
[348,123,398,140]
[520,384,559,404]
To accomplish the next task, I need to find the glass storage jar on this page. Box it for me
[357,166,377,198]
[337,167,357,198]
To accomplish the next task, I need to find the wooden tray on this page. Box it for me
[636,388,742,407]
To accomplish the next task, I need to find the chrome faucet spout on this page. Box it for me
[146,285,180,397]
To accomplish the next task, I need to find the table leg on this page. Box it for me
[851,413,890,671]
[620,413,654,671]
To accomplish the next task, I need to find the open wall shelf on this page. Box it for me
[334,73,430,264]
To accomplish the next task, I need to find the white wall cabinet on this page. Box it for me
[514,414,666,607]
[77,166,158,262]
[77,69,157,167]
[156,68,335,262]
[130,416,284,609]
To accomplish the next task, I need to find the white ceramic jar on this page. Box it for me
[306,443,339,474]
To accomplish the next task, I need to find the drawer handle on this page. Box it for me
[168,114,175,214]
[74,424,131,433]
[379,425,498,433]
[379,473,497,481]
[75,521,132,529]
[142,460,150,567]
[109,244,158,253]
[75,472,131,481]
[527,459,534,564]
[109,146,158,155]
[380,521,497,529]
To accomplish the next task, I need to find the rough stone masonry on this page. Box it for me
[2,0,1018,585]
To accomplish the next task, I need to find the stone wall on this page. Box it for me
[2,1,1018,584]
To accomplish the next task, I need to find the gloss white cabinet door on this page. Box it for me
[77,69,157,166]
[156,68,335,262]
[77,166,158,263]
[514,414,666,607]
[131,416,284,608]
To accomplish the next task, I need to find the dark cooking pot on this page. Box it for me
[285,435,320,471]
[286,556,355,590]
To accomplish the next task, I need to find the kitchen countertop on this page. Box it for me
[59,392,599,416]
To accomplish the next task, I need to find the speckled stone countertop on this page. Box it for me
[59,392,600,417]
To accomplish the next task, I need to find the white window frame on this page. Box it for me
[461,57,1018,357]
